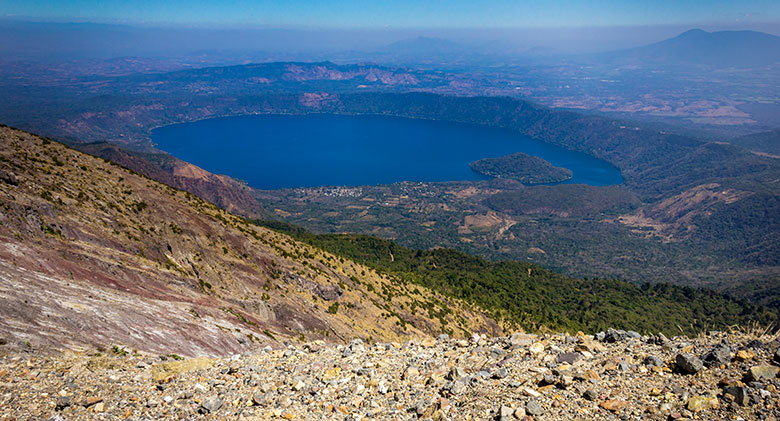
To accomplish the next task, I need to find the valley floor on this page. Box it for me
[1,330,779,420]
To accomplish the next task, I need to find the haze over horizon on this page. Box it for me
[3,0,780,28]
[0,0,779,57]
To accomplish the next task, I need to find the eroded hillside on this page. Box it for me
[0,125,501,357]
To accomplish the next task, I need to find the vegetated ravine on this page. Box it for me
[151,114,623,189]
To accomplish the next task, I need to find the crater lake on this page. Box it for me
[151,114,623,189]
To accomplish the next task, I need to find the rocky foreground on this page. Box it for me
[1,330,779,420]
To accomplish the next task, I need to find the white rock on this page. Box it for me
[522,387,542,397]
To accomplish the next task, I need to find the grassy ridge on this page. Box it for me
[255,220,777,336]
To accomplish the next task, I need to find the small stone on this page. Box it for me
[724,386,750,406]
[583,389,598,401]
[522,387,542,398]
[509,333,535,347]
[583,369,599,381]
[252,393,268,406]
[378,382,389,394]
[675,353,703,374]
[599,399,629,412]
[83,396,102,407]
[748,365,779,381]
[559,375,573,388]
[644,356,664,367]
[93,402,105,412]
[448,366,467,380]
[576,338,606,353]
[438,397,451,413]
[449,379,467,395]
[703,344,731,367]
[686,395,719,412]
[55,396,71,411]
[774,348,780,364]
[490,348,506,359]
[604,329,626,343]
[735,349,755,361]
[437,333,450,342]
[556,352,582,364]
[493,368,509,379]
[200,396,223,414]
[540,373,555,386]
[322,367,341,381]
[529,342,545,354]
[500,405,514,418]
[526,399,543,416]
[0,170,18,186]
[403,365,420,380]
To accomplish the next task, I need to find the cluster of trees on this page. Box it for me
[256,220,777,335]
[486,184,639,218]
[469,152,572,185]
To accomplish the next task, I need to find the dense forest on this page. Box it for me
[255,220,778,336]
[485,184,639,217]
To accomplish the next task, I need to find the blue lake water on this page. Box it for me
[151,114,623,189]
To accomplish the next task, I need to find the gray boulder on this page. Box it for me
[676,353,703,374]
[703,344,731,367]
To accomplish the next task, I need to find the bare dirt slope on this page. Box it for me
[0,126,501,357]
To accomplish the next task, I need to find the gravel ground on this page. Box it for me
[1,329,778,420]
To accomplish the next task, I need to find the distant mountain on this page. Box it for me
[602,29,780,67]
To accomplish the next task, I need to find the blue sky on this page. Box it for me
[2,0,779,27]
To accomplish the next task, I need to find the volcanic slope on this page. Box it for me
[0,125,501,357]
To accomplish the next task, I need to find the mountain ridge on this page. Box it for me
[601,28,780,67]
